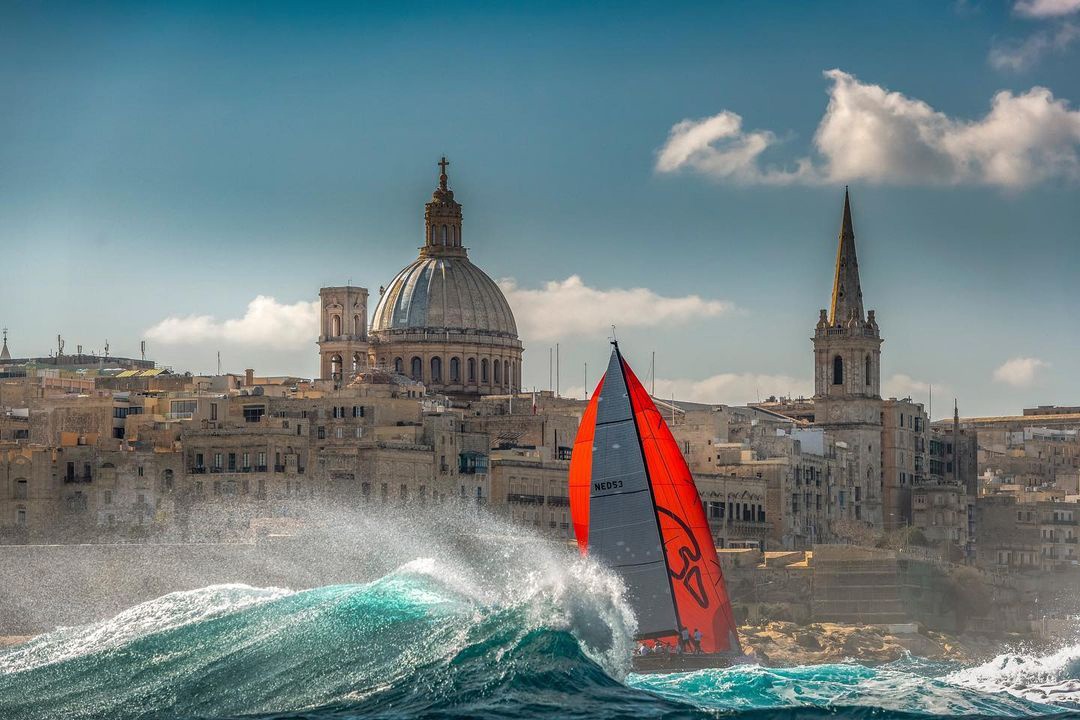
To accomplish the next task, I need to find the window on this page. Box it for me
[331,314,342,336]
[214,453,223,470]
[138,466,144,477]
[16,508,26,526]
[163,469,174,490]
[865,355,872,385]
[450,357,461,383]
[170,400,197,418]
[211,403,218,421]
[242,452,250,469]
[833,355,844,385]
[468,358,476,383]
[228,453,237,471]
[504,360,510,388]
[493,360,501,384]
[431,356,442,382]
[243,405,265,423]
[14,479,27,500]
[441,224,448,244]
[481,359,489,383]
[394,357,403,373]
[411,356,422,380]
[257,452,266,469]
[317,426,326,439]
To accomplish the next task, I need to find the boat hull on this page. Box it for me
[630,651,749,674]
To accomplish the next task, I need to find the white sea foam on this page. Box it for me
[946,641,1080,708]
[0,584,293,675]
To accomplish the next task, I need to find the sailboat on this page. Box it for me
[568,342,745,672]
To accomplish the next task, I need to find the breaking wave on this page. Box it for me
[0,518,1078,720]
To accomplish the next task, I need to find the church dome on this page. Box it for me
[371,254,518,338]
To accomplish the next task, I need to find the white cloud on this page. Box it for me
[652,373,812,406]
[654,111,814,184]
[499,275,733,343]
[992,357,1048,386]
[145,295,319,349]
[655,69,1080,188]
[565,372,810,406]
[990,22,1079,71]
[1015,0,1080,17]
[882,373,952,402]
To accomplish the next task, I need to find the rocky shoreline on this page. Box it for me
[739,621,1027,667]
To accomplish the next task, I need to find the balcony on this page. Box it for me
[255,465,268,473]
[189,466,207,474]
[1066,537,1078,544]
[507,493,545,505]
[546,496,570,507]
[63,474,93,484]
[274,464,286,473]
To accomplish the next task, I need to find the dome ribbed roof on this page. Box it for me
[371,255,518,337]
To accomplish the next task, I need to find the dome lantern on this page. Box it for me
[423,156,466,257]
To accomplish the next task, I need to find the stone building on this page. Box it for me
[881,397,928,530]
[811,189,883,530]
[362,158,523,396]
[317,286,369,384]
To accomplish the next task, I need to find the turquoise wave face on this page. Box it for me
[1,531,1079,720]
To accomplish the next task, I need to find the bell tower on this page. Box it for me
[318,286,369,385]
[812,189,884,528]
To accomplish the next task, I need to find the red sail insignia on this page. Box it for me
[621,358,738,653]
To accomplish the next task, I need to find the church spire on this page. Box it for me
[422,156,466,257]
[829,187,865,326]
[0,328,10,362]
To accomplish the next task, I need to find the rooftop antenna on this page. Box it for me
[140,340,146,361]
[610,324,618,346]
[57,334,64,357]
[556,342,560,397]
[104,340,109,358]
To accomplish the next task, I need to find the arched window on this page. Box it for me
[431,356,442,382]
[353,352,364,372]
[865,355,872,386]
[481,358,489,383]
[331,314,342,337]
[163,469,174,491]
[450,225,456,246]
[411,356,423,381]
[331,354,343,380]
[468,358,476,383]
[431,225,436,244]
[503,360,510,388]
[441,224,448,244]
[833,355,844,385]
[14,478,27,500]
[493,359,501,384]
[394,357,403,374]
[450,357,461,383]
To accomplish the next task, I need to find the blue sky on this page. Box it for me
[1,1,1078,418]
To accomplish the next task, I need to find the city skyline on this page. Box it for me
[2,1,1079,418]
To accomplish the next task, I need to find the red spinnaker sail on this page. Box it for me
[622,359,738,653]
[568,351,740,654]
[568,381,601,553]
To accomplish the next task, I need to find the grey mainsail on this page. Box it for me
[588,347,679,638]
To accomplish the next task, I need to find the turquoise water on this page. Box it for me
[1,540,1078,719]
